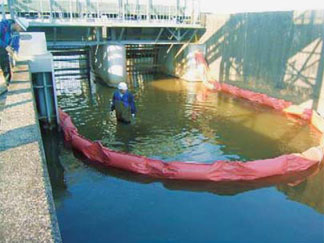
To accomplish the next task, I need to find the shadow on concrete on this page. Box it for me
[10,81,29,84]
[4,99,33,110]
[13,70,29,74]
[0,124,39,152]
[6,88,32,96]
[203,10,324,106]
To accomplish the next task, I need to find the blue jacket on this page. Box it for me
[111,90,136,114]
[0,19,20,52]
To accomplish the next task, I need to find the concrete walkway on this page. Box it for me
[0,65,61,242]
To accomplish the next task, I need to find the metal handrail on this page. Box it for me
[9,0,202,26]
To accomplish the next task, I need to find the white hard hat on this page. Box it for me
[15,18,29,31]
[118,82,128,90]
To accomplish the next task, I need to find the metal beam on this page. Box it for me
[41,73,51,124]
[188,29,198,43]
[53,27,57,45]
[10,0,204,28]
[166,28,179,41]
[27,20,205,29]
[166,28,189,41]
[111,28,117,40]
[119,27,125,41]
[175,29,197,58]
[86,27,91,41]
[47,40,190,48]
[96,27,101,44]
[179,29,190,41]
[155,28,164,44]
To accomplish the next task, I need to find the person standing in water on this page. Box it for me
[110,82,136,123]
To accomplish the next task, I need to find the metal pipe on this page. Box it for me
[155,28,164,44]
[191,0,194,24]
[69,0,72,21]
[40,0,43,21]
[41,73,51,124]
[54,27,57,45]
[8,0,14,19]
[146,0,150,21]
[118,0,123,20]
[49,0,54,22]
[197,0,201,24]
[122,0,125,20]
[96,0,99,20]
[136,0,139,19]
[50,58,60,126]
[96,27,100,44]
[1,0,5,19]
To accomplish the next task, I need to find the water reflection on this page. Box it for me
[42,128,323,216]
[41,129,67,203]
[57,73,321,161]
[41,72,324,242]
[73,148,322,198]
[278,163,324,214]
[48,73,324,214]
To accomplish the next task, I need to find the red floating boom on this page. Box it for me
[59,110,320,182]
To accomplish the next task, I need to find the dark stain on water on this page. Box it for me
[43,76,324,242]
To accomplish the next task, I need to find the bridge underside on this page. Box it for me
[9,1,206,85]
[28,25,205,48]
[7,0,205,47]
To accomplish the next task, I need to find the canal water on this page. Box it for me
[43,75,324,242]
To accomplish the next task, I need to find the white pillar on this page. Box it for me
[92,44,127,87]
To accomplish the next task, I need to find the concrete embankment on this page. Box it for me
[0,65,61,242]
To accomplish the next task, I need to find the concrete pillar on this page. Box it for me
[159,43,206,82]
[92,44,126,87]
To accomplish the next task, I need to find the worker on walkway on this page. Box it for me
[0,18,29,86]
[110,82,137,123]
